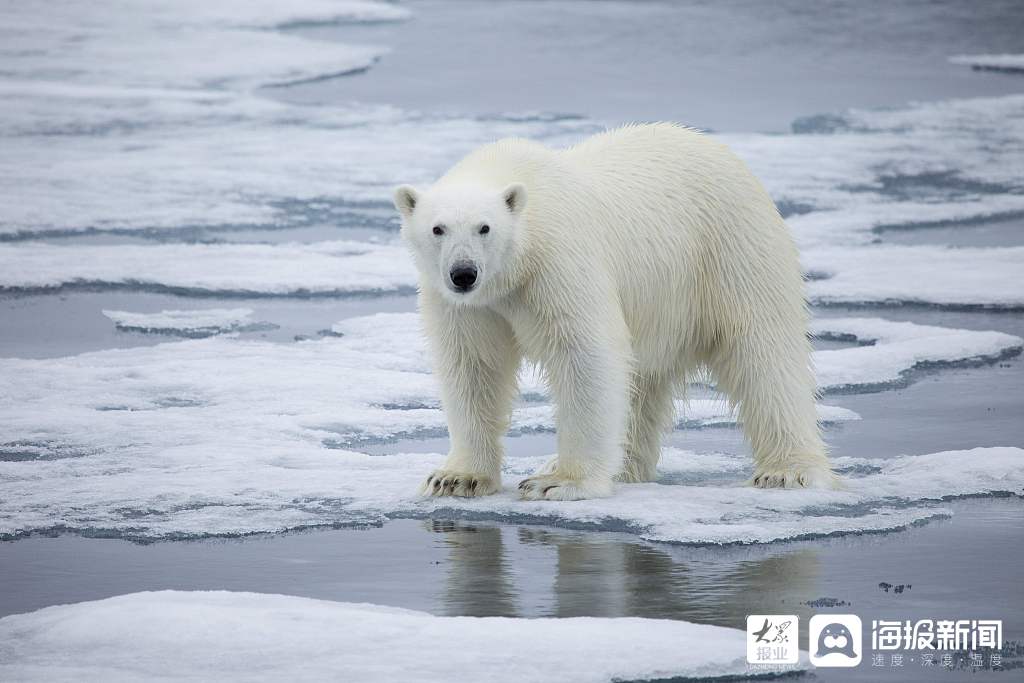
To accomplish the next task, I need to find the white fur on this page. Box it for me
[395,123,835,501]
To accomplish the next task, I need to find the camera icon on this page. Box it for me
[809,614,863,667]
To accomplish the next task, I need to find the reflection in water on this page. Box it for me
[427,520,820,628]
[426,520,518,617]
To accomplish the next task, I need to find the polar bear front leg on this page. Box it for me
[519,312,631,501]
[618,373,674,483]
[419,295,520,498]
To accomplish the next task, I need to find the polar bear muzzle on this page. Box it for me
[449,261,478,292]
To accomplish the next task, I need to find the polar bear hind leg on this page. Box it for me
[708,329,837,489]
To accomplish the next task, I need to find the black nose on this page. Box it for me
[450,264,478,291]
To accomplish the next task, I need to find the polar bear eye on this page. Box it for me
[432,225,445,236]
[479,224,490,235]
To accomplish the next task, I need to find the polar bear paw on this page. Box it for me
[518,474,613,501]
[751,464,839,489]
[420,470,500,497]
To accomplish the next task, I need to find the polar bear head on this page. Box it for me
[393,182,527,304]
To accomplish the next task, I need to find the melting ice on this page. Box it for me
[0,313,1019,543]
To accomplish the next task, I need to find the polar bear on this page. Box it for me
[394,123,834,500]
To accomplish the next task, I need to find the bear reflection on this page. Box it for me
[425,519,819,627]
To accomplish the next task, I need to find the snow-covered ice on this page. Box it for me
[0,85,596,236]
[0,591,789,682]
[5,239,1023,309]
[0,0,593,236]
[804,245,1024,309]
[1,434,1020,544]
[734,93,1024,249]
[102,308,273,337]
[950,54,1024,73]
[1,1,406,91]
[1,0,1022,561]
[3,86,1020,241]
[2,0,1023,263]
[0,313,1018,542]
[811,316,1024,389]
[0,241,416,296]
[3,0,1023,317]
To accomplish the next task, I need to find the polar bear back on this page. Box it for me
[436,123,806,367]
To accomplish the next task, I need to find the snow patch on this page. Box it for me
[0,0,595,236]
[0,591,785,682]
[0,314,1017,542]
[0,241,416,296]
[1,1,405,91]
[805,245,1024,309]
[103,308,274,337]
[3,4,1024,250]
[812,317,1023,389]
[6,240,1024,310]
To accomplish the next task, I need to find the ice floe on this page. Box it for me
[0,241,416,296]
[0,86,596,236]
[2,0,1022,250]
[0,313,1017,542]
[950,53,1024,73]
[102,308,275,337]
[1,1,405,91]
[4,89,1021,241]
[811,316,1022,390]
[0,591,785,681]
[1,0,1022,548]
[419,447,1024,545]
[2,0,1023,323]
[804,245,1024,309]
[0,0,593,236]
[5,239,1023,310]
[731,93,1024,241]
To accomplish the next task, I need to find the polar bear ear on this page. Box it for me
[393,185,420,219]
[502,183,527,216]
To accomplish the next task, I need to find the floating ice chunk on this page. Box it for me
[804,244,1024,309]
[734,93,1024,226]
[182,0,413,28]
[8,239,1023,311]
[787,92,1024,141]
[0,0,599,236]
[3,0,1023,243]
[602,447,1023,544]
[335,312,1022,398]
[0,591,786,682]
[1,1,403,91]
[950,54,1024,73]
[0,314,1017,541]
[812,316,1023,390]
[1,434,1020,544]
[103,307,251,331]
[102,308,274,337]
[0,87,597,236]
[0,241,416,296]
[330,312,1019,403]
[2,63,1021,243]
[787,195,1024,249]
